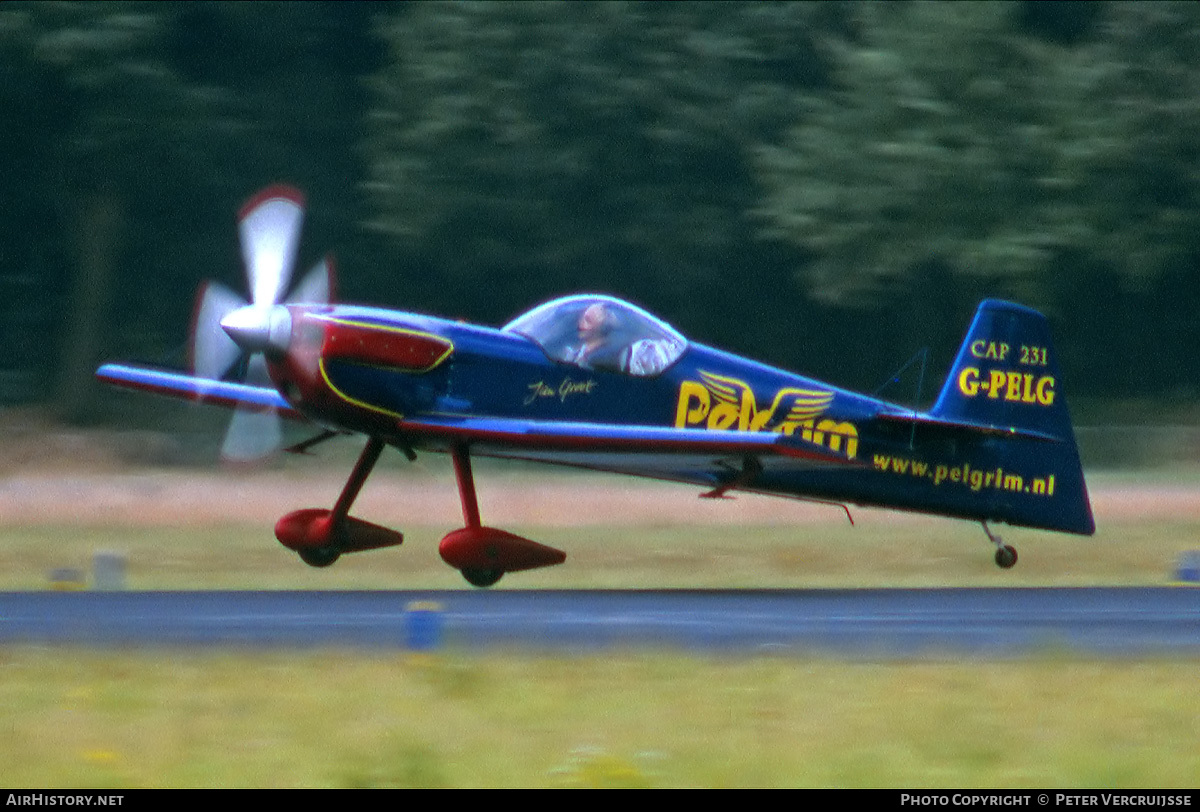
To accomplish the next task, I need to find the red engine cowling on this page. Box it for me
[275,508,404,554]
[438,526,566,573]
[321,318,453,372]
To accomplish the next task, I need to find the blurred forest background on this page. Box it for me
[2,1,1198,430]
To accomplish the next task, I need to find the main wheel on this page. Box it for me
[461,567,503,588]
[994,545,1018,569]
[299,547,341,568]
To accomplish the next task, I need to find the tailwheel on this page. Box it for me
[299,547,341,568]
[462,568,503,588]
[994,545,1018,569]
[982,521,1018,569]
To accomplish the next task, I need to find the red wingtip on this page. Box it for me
[238,184,306,221]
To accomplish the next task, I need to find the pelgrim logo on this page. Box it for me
[674,371,858,459]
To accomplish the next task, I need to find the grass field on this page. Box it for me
[1,650,1197,788]
[0,464,1197,787]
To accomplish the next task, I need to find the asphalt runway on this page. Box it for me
[0,587,1198,656]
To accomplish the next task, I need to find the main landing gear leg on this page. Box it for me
[332,436,386,530]
[983,521,1018,569]
[301,435,384,567]
[450,444,501,588]
[276,436,402,568]
[438,443,567,588]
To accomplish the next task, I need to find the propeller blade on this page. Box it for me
[221,404,283,463]
[191,281,248,380]
[287,255,335,305]
[219,354,282,463]
[201,186,325,464]
[238,185,305,307]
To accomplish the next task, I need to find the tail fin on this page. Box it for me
[933,300,1094,535]
[933,300,1070,437]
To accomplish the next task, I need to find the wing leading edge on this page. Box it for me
[394,413,860,487]
[96,363,299,418]
[97,364,856,466]
[97,364,857,487]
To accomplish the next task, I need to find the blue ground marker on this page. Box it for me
[1175,552,1200,584]
[404,601,445,650]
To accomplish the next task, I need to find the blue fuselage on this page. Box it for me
[306,304,1087,534]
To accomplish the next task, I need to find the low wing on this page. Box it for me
[398,414,845,457]
[95,363,300,419]
[97,363,855,489]
[394,413,860,487]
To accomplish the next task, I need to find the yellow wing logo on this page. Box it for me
[778,387,835,425]
[687,371,834,432]
[697,370,750,412]
[677,371,856,458]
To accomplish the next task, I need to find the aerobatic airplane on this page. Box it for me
[97,186,1094,587]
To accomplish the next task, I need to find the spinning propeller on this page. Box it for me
[191,186,332,462]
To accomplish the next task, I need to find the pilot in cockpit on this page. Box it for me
[565,301,678,376]
[564,302,622,371]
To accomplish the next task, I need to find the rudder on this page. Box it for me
[933,300,1069,437]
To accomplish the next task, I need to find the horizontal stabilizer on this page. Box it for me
[872,410,1061,443]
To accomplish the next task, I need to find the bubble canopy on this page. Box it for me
[502,295,687,377]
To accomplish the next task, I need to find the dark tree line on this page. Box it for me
[2,1,1198,425]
